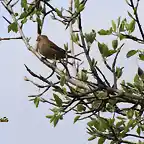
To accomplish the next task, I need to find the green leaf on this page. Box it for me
[137,126,141,136]
[80,70,88,81]
[107,49,117,57]
[36,17,42,26]
[87,120,96,127]
[127,109,134,119]
[117,116,126,120]
[88,135,96,141]
[50,107,59,113]
[98,28,112,35]
[77,104,86,112]
[74,115,80,123]
[120,124,129,137]
[53,94,62,107]
[125,0,130,5]
[127,82,134,88]
[138,67,144,78]
[126,50,138,58]
[134,7,137,15]
[93,120,101,130]
[19,12,27,19]
[98,137,106,144]
[98,42,109,57]
[50,115,55,123]
[74,0,80,9]
[64,43,68,51]
[21,0,27,9]
[53,115,59,127]
[8,22,18,33]
[108,118,115,126]
[60,75,66,86]
[112,39,118,49]
[119,34,126,40]
[111,20,116,32]
[55,8,62,17]
[129,19,135,33]
[85,30,96,44]
[125,23,129,31]
[15,13,19,17]
[71,33,79,43]
[34,97,40,108]
[91,58,97,67]
[53,86,64,94]
[98,117,109,131]
[139,54,144,61]
[116,67,124,79]
[46,115,53,119]
[140,125,144,131]
[117,16,121,28]
[134,74,140,83]
[127,11,134,19]
[119,18,126,32]
[116,120,124,128]
[110,141,115,144]
[127,119,136,129]
[78,3,85,12]
[21,18,27,24]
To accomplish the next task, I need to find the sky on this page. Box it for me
[0,0,144,144]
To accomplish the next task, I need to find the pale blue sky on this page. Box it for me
[0,0,144,144]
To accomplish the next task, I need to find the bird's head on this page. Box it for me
[36,35,48,42]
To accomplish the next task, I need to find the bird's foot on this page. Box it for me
[41,57,47,61]
[52,61,57,67]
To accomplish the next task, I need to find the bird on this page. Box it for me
[36,35,80,61]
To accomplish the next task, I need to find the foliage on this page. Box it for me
[1,0,144,143]
[0,117,8,122]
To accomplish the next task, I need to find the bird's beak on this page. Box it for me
[36,34,41,41]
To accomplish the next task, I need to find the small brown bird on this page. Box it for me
[36,35,80,61]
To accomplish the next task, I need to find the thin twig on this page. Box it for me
[103,57,113,72]
[2,16,11,24]
[7,0,12,5]
[0,37,22,41]
[77,14,106,87]
[25,76,49,88]
[112,43,124,89]
[11,0,19,7]
[24,64,51,84]
[40,97,57,106]
[69,0,77,75]
[125,133,144,139]
[95,65,111,87]
[129,0,144,40]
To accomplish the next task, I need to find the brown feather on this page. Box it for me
[36,35,80,61]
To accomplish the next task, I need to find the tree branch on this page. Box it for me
[129,0,144,40]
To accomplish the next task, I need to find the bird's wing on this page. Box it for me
[48,39,66,53]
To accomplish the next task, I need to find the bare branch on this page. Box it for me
[11,0,19,7]
[0,36,22,41]
[7,0,12,5]
[69,0,77,74]
[2,16,11,24]
[112,43,124,89]
[77,14,106,87]
[129,0,144,40]
[95,65,111,87]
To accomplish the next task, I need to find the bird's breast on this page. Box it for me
[38,43,65,59]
